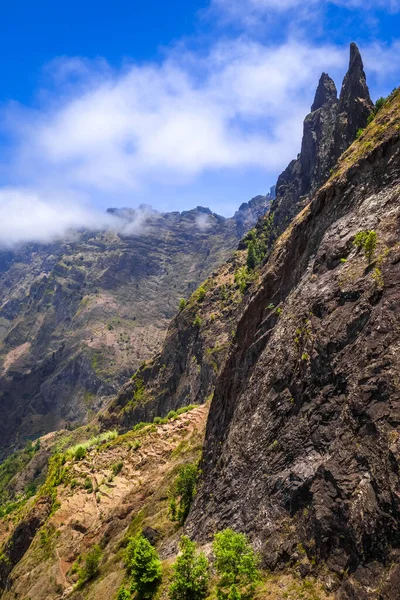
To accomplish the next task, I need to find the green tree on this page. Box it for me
[116,586,131,600]
[169,463,198,525]
[169,536,209,600]
[193,315,202,328]
[246,241,258,271]
[128,536,162,599]
[364,230,377,264]
[353,230,378,264]
[213,529,259,588]
[74,446,86,461]
[375,96,387,112]
[78,545,102,586]
[178,298,187,311]
[228,585,242,600]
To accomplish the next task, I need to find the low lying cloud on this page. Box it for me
[0,189,156,248]
[3,39,345,195]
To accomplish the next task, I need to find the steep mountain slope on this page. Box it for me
[190,88,400,598]
[103,43,374,437]
[0,45,397,600]
[0,197,270,454]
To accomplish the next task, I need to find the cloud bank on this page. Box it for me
[0,189,156,248]
[0,0,400,246]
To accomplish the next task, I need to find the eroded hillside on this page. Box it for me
[0,197,270,454]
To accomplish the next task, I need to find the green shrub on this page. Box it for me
[167,410,177,420]
[74,446,86,461]
[193,286,206,303]
[364,231,377,264]
[193,315,202,328]
[116,586,131,600]
[127,535,162,599]
[78,545,102,586]
[169,536,209,600]
[228,585,242,600]
[112,461,124,476]
[65,430,118,458]
[372,267,384,289]
[234,267,251,294]
[178,298,187,311]
[213,529,259,591]
[169,463,198,525]
[367,113,375,125]
[246,241,259,271]
[356,128,364,139]
[354,230,378,264]
[84,477,93,493]
[375,96,387,112]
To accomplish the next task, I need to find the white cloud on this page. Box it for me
[1,24,399,246]
[3,39,345,196]
[210,0,400,20]
[0,188,155,247]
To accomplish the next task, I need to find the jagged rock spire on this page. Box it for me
[334,43,374,157]
[339,42,373,111]
[311,73,338,112]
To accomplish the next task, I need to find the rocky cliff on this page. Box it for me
[104,44,375,438]
[0,45,398,600]
[269,42,373,242]
[189,87,400,599]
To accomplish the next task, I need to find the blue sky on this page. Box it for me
[0,0,400,244]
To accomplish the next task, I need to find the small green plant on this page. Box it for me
[169,536,209,600]
[169,463,199,525]
[364,231,378,264]
[116,586,131,600]
[84,477,93,493]
[213,529,259,597]
[340,258,347,263]
[193,315,202,328]
[112,461,124,476]
[193,286,206,303]
[77,545,102,587]
[127,535,162,599]
[167,410,178,420]
[228,585,242,600]
[372,267,384,289]
[375,96,387,112]
[356,128,364,139]
[353,230,378,264]
[74,446,86,461]
[234,267,251,294]
[178,298,187,311]
[301,352,310,362]
[246,241,259,271]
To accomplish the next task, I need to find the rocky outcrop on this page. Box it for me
[334,43,374,159]
[270,44,373,238]
[189,89,400,598]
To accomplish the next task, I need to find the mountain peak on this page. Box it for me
[339,42,373,110]
[311,72,337,112]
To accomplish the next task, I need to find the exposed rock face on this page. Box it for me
[0,198,270,454]
[271,44,373,236]
[189,89,400,598]
[334,43,374,159]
